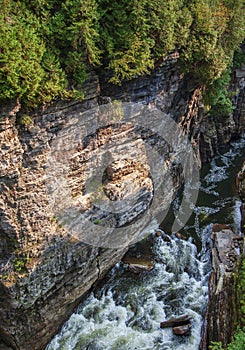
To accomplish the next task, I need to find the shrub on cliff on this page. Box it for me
[210,328,245,350]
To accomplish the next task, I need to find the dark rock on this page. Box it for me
[122,235,155,274]
[162,235,171,243]
[212,223,230,233]
[173,324,192,336]
[175,232,188,240]
[160,315,193,328]
[154,230,171,242]
[210,228,242,271]
[199,62,245,165]
[0,344,14,350]
[123,256,154,273]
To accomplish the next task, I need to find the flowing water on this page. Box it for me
[47,137,244,350]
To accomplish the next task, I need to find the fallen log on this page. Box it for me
[160,315,192,328]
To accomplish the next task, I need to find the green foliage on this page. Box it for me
[13,258,26,273]
[108,35,154,84]
[221,0,245,59]
[0,1,44,100]
[210,329,245,350]
[227,328,245,350]
[19,114,32,125]
[209,342,223,350]
[239,259,245,325]
[0,0,244,110]
[181,0,231,83]
[203,45,245,118]
[0,0,67,107]
[203,69,234,117]
[99,0,154,83]
[233,48,245,69]
[42,0,101,83]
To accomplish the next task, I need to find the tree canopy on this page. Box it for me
[0,0,244,108]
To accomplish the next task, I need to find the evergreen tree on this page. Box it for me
[0,0,244,109]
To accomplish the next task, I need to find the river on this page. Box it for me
[47,137,244,350]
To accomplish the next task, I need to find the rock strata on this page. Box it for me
[0,56,187,350]
[200,227,244,349]
[0,52,244,350]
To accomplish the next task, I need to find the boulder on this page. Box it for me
[212,223,230,233]
[175,232,188,240]
[122,256,154,273]
[173,324,192,336]
[122,235,155,273]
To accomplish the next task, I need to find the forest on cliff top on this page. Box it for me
[0,0,244,110]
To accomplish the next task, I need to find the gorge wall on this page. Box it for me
[0,55,244,350]
[200,160,245,350]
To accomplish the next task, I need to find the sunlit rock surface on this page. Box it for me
[0,54,244,349]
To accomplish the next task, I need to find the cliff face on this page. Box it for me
[200,161,245,350]
[0,94,130,349]
[0,56,244,350]
[200,226,244,350]
[199,65,245,164]
[99,54,245,165]
[237,162,245,234]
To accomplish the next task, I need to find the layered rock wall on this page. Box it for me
[200,226,244,349]
[200,161,245,349]
[0,55,244,350]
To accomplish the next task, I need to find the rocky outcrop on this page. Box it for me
[0,55,191,350]
[237,162,245,234]
[0,95,132,349]
[0,53,244,350]
[198,64,245,164]
[200,160,245,349]
[122,235,155,273]
[99,53,245,165]
[200,226,244,349]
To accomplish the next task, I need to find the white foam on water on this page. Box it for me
[47,136,244,350]
[203,135,244,189]
[232,199,242,235]
[204,162,229,185]
[47,236,209,350]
